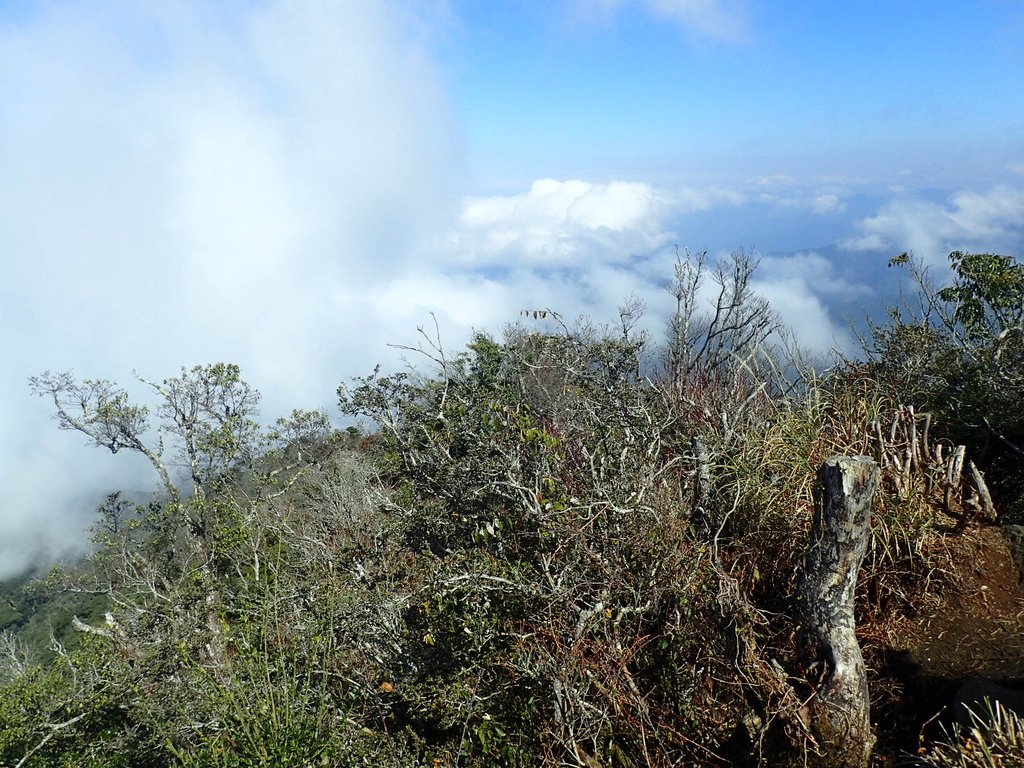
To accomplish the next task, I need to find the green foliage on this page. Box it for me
[0,570,110,668]
[170,593,343,768]
[937,251,1024,341]
[0,636,164,768]
[156,363,264,492]
[11,251,1011,765]
[30,363,266,503]
[337,322,766,764]
[873,251,1024,517]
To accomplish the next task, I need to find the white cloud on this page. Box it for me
[445,178,751,271]
[756,174,798,187]
[753,278,854,355]
[752,251,865,354]
[0,0,462,576]
[841,185,1024,264]
[573,0,750,43]
[758,251,872,303]
[810,193,845,215]
[368,271,514,328]
[451,178,677,267]
[643,0,750,43]
[674,185,747,211]
[840,233,887,252]
[751,178,846,215]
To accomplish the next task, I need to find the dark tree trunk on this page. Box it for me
[797,455,879,768]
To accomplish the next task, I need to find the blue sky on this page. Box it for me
[446,1,1024,188]
[2,0,1024,573]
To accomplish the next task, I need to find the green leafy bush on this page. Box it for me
[872,252,1024,519]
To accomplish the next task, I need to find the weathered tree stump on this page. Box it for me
[797,455,879,768]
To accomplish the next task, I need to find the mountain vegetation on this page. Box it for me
[1,250,1021,767]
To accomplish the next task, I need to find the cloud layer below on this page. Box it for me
[452,179,676,267]
[841,185,1024,265]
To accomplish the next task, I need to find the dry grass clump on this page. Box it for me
[918,701,1024,768]
[713,365,954,614]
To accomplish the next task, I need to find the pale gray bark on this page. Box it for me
[797,455,878,768]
